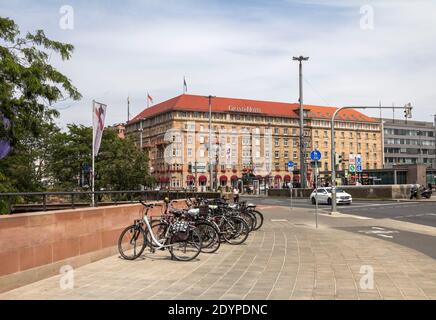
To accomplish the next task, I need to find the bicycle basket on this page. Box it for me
[170,221,190,242]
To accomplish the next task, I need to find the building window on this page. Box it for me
[275,138,279,147]
[284,139,289,147]
[284,128,288,135]
[284,151,289,158]
[275,151,279,158]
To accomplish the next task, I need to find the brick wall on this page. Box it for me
[0,200,187,293]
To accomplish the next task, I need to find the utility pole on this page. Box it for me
[207,95,215,191]
[293,56,309,189]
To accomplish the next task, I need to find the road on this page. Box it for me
[242,196,436,228]
[242,196,436,260]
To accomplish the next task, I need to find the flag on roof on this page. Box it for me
[183,77,188,94]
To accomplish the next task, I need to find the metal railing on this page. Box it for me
[0,190,220,215]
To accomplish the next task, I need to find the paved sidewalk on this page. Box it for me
[1,206,435,300]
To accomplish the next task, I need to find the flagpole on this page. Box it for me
[147,92,149,108]
[127,96,130,122]
[91,100,95,207]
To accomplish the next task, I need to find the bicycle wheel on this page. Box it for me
[252,210,264,231]
[239,211,256,232]
[222,217,250,245]
[118,225,146,260]
[195,221,220,254]
[169,228,202,261]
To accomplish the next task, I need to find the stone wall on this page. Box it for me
[268,185,413,199]
[0,200,187,293]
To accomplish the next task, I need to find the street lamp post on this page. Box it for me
[207,95,216,191]
[330,104,412,214]
[433,114,436,169]
[138,118,144,150]
[293,56,309,189]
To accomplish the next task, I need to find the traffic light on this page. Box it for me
[335,153,343,166]
[404,103,413,119]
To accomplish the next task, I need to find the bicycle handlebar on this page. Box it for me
[139,200,162,208]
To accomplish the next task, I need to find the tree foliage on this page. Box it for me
[0,16,81,192]
[47,125,149,191]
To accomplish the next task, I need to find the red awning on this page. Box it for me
[199,175,207,182]
[284,175,291,182]
[231,175,238,181]
[159,177,170,183]
[274,175,282,180]
[186,175,195,181]
[220,175,228,182]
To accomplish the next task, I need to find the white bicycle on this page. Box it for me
[118,201,202,261]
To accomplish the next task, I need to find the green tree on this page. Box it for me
[0,16,81,192]
[46,124,92,190]
[97,130,149,191]
[48,125,149,192]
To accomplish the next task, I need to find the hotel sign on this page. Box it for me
[228,105,262,114]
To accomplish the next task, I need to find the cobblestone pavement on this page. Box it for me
[1,205,435,300]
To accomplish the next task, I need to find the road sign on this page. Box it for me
[349,164,356,173]
[310,150,322,161]
[356,164,362,173]
[349,154,356,165]
[355,154,362,165]
[287,161,295,168]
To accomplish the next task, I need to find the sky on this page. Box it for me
[1,0,435,128]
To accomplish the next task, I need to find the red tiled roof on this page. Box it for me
[129,94,377,124]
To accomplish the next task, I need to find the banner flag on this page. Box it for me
[93,101,107,156]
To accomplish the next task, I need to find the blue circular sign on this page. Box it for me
[310,150,322,161]
[287,161,294,167]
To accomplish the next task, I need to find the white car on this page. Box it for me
[310,187,352,205]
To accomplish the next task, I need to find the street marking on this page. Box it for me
[257,205,280,210]
[358,227,399,239]
[322,212,372,220]
[392,213,436,219]
[345,202,416,209]
[271,219,288,222]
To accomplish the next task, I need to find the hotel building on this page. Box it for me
[125,94,382,189]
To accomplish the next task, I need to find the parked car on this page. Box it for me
[310,187,352,205]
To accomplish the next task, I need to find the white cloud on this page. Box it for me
[1,0,435,126]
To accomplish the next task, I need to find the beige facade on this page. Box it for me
[125,94,382,189]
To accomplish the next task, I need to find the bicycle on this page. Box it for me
[118,201,202,261]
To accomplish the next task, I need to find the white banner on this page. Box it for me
[93,101,107,156]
